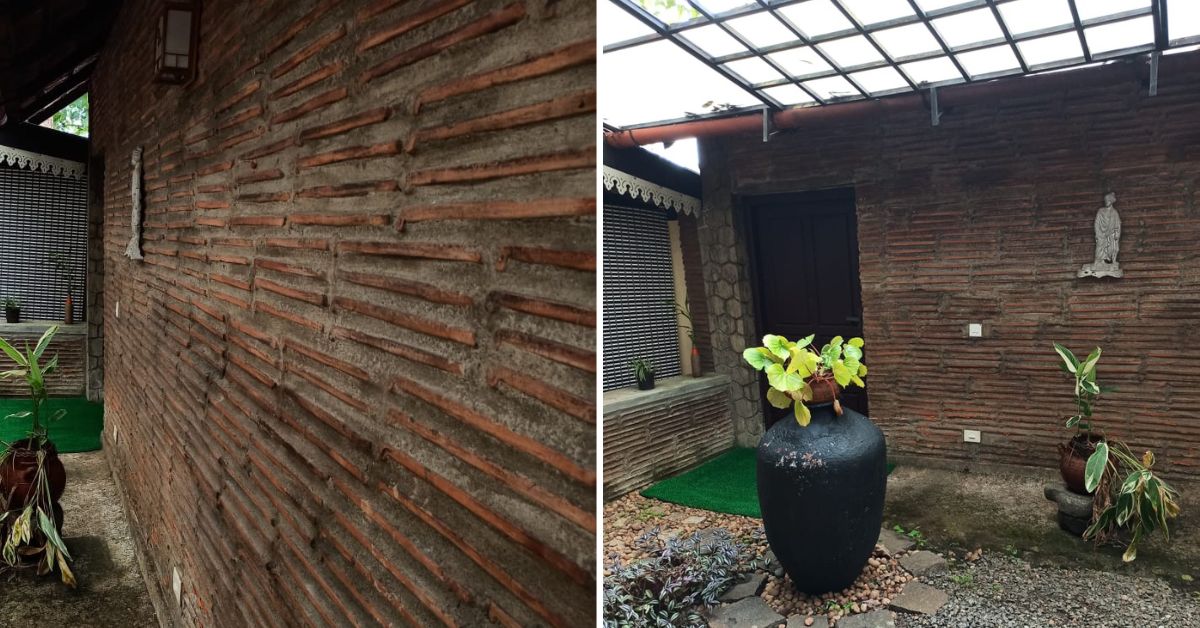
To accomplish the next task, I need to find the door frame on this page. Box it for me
[739,187,866,428]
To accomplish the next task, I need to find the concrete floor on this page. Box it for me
[883,464,1200,592]
[0,451,158,627]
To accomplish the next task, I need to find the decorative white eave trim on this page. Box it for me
[0,145,86,180]
[603,165,700,216]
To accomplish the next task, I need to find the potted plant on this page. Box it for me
[0,325,74,586]
[743,333,884,594]
[1052,343,1106,494]
[675,301,702,377]
[3,298,19,324]
[631,358,655,390]
[49,253,74,325]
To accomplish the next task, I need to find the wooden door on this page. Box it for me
[746,188,868,425]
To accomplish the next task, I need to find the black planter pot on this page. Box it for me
[4,308,18,324]
[636,373,655,390]
[757,401,887,594]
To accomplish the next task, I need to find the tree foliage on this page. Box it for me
[48,93,88,138]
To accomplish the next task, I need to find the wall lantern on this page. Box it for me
[154,2,200,84]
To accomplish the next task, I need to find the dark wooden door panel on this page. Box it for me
[747,189,868,423]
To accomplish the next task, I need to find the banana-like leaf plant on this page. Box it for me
[1082,441,1180,562]
[0,325,75,586]
[743,334,867,426]
[1052,343,1108,435]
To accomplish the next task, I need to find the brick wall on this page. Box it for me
[701,53,1200,480]
[89,0,595,626]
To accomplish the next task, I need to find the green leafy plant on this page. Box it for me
[0,326,65,446]
[2,297,19,310]
[1082,441,1180,562]
[742,334,867,425]
[631,358,655,383]
[603,528,744,627]
[675,301,695,344]
[892,524,926,549]
[0,325,74,585]
[1052,343,1106,434]
[48,252,74,300]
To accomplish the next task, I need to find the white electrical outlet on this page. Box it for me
[172,566,182,605]
[963,429,981,443]
[968,323,982,338]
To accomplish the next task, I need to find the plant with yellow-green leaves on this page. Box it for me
[742,334,867,426]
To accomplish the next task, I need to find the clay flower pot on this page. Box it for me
[757,398,887,594]
[0,439,67,508]
[1059,433,1100,495]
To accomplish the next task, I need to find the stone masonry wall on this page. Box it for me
[89,0,595,625]
[701,53,1200,479]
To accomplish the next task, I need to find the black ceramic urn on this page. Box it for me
[756,401,887,594]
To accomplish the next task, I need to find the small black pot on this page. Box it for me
[4,308,18,324]
[757,401,887,594]
[636,373,655,390]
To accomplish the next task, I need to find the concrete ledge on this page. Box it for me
[604,374,731,414]
[0,322,87,335]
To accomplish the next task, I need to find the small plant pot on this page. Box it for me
[0,438,67,509]
[1059,433,1101,495]
[690,348,702,377]
[64,296,74,325]
[807,375,840,405]
[4,308,18,324]
[636,373,655,390]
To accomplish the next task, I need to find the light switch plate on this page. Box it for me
[968,323,982,338]
[963,429,981,443]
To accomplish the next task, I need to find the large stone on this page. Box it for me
[786,614,829,628]
[899,550,947,577]
[877,528,915,555]
[719,572,767,602]
[837,610,896,628]
[890,581,949,615]
[1058,510,1091,536]
[1044,484,1094,518]
[706,597,786,628]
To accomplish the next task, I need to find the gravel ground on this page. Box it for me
[898,553,1200,628]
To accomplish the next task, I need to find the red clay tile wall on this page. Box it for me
[89,0,595,625]
[701,54,1200,480]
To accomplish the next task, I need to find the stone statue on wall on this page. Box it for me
[125,146,144,261]
[1078,192,1122,278]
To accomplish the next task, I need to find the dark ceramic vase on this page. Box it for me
[756,401,887,594]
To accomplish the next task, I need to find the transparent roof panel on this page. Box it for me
[900,56,963,84]
[915,0,978,12]
[601,39,759,126]
[932,8,1004,48]
[680,23,749,57]
[956,45,1022,77]
[778,1,855,38]
[635,0,702,25]
[601,1,655,46]
[1084,15,1154,55]
[1074,0,1149,22]
[696,0,758,16]
[802,75,862,99]
[817,35,885,68]
[848,66,910,94]
[873,23,943,59]
[997,0,1074,36]
[724,57,787,85]
[768,46,835,78]
[838,0,916,27]
[763,84,818,106]
[1168,0,1200,43]
[1017,31,1084,67]
[726,12,798,47]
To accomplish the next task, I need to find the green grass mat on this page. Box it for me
[0,398,103,453]
[640,447,896,519]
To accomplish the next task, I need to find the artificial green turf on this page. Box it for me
[640,447,897,518]
[0,397,103,453]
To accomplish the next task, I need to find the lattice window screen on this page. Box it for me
[0,163,88,321]
[603,204,681,391]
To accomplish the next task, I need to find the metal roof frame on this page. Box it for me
[606,0,1194,129]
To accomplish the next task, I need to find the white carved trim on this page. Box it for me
[603,165,701,216]
[0,145,86,180]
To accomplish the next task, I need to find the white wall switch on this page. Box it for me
[963,429,982,443]
[968,323,982,338]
